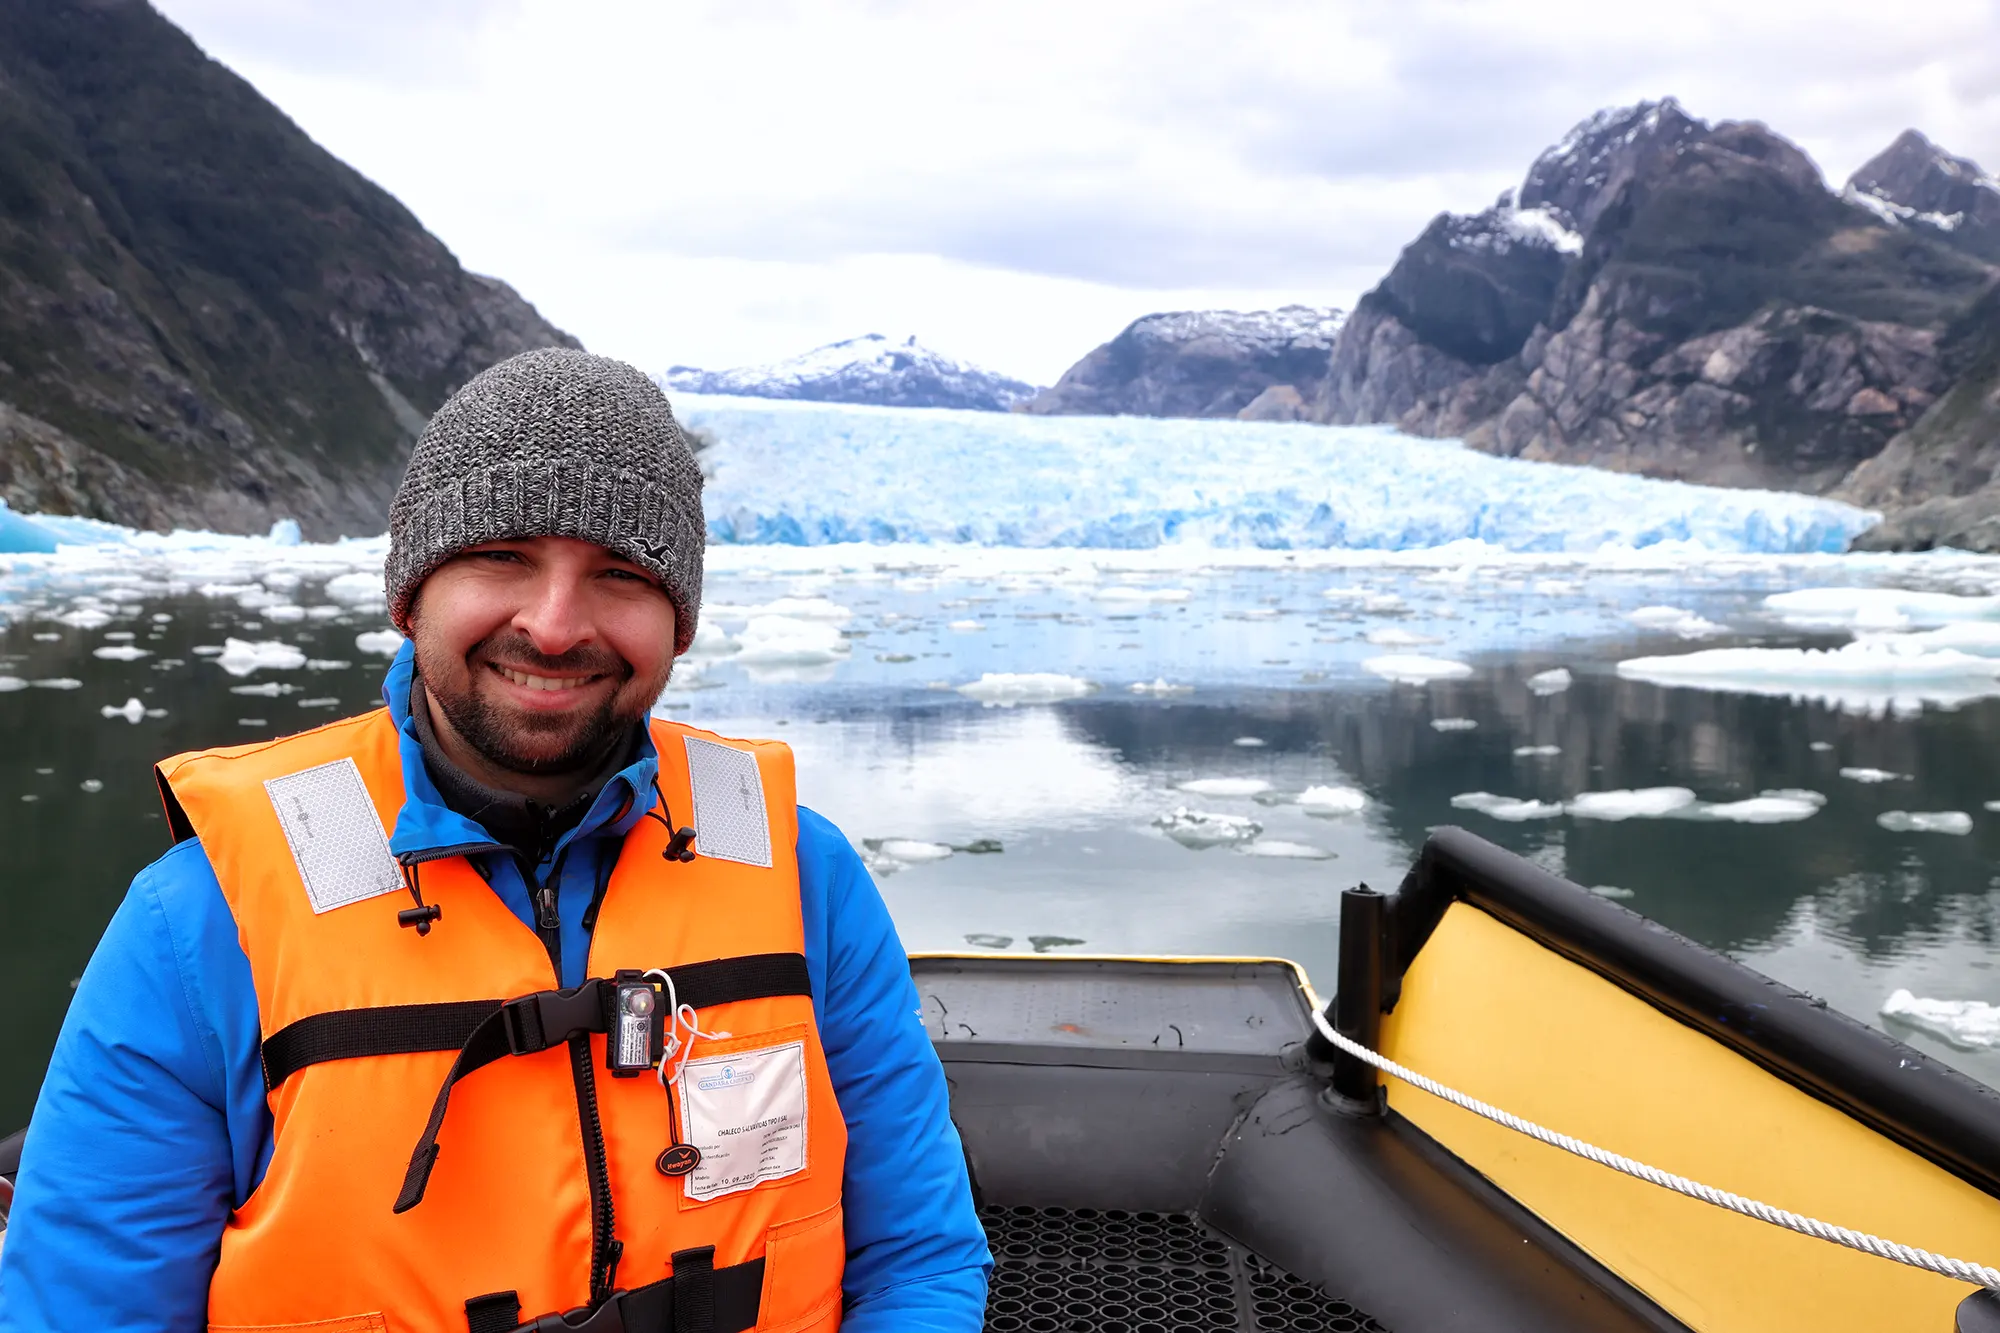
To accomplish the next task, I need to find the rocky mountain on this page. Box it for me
[1019,306,1345,420]
[0,0,577,538]
[663,335,1037,411]
[1313,99,1999,499]
[1846,130,2000,264]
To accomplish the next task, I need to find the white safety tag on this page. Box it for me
[675,1040,809,1202]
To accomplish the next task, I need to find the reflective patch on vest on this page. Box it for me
[263,758,403,914]
[676,1040,808,1201]
[684,737,773,868]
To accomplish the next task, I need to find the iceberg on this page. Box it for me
[1567,787,1699,821]
[1297,785,1367,814]
[955,672,1094,706]
[1764,587,2000,629]
[682,397,1875,554]
[1451,792,1564,821]
[1877,810,1974,835]
[1153,807,1262,849]
[1177,777,1273,797]
[1364,655,1474,684]
[1616,640,2000,714]
[0,502,60,555]
[1882,989,2000,1050]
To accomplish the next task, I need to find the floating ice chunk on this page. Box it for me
[947,619,985,632]
[1863,623,2000,656]
[79,779,103,793]
[1177,777,1273,797]
[735,616,849,666]
[1810,741,1835,752]
[1839,767,1905,783]
[1365,627,1443,647]
[1765,588,2000,629]
[1153,807,1262,849]
[32,678,81,689]
[1232,737,1267,747]
[1451,792,1564,821]
[704,597,852,623]
[1878,810,1973,835]
[1430,717,1478,731]
[92,645,151,661]
[1129,678,1193,696]
[1097,586,1191,603]
[267,519,302,546]
[1986,801,2000,813]
[102,631,134,641]
[0,677,24,692]
[874,838,953,863]
[30,632,59,642]
[1568,787,1698,821]
[1527,668,1573,695]
[1297,785,1366,814]
[306,659,352,670]
[1590,885,1636,900]
[217,639,309,675]
[191,645,225,656]
[956,673,1094,705]
[263,604,307,623]
[1363,655,1473,684]
[1513,744,1561,757]
[1626,606,1725,638]
[323,572,386,605]
[1701,792,1824,824]
[231,682,298,697]
[100,697,145,724]
[1616,640,2000,713]
[297,697,339,708]
[683,622,741,658]
[354,630,405,657]
[1237,840,1334,860]
[57,608,112,630]
[1882,989,2000,1050]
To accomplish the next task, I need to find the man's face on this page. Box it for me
[408,536,678,776]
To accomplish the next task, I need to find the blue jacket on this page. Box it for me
[0,645,989,1332]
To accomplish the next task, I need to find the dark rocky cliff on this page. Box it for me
[1313,100,1998,499]
[0,0,577,537]
[1846,130,2000,265]
[1020,306,1344,420]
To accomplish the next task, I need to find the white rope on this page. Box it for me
[1310,1007,2000,1291]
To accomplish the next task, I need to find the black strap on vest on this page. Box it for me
[466,1292,524,1333]
[386,955,812,1213]
[497,1251,762,1333]
[261,953,812,1091]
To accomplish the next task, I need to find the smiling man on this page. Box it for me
[0,350,990,1333]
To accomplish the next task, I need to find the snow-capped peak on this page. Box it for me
[660,335,1039,412]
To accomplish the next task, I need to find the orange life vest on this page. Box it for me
[156,709,848,1333]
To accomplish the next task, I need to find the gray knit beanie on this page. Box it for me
[385,348,704,654]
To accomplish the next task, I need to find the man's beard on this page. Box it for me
[419,632,653,777]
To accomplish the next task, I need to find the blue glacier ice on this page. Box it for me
[679,396,1878,554]
[0,501,59,554]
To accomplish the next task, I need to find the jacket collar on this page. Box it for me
[379,640,660,863]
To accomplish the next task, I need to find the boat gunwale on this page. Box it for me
[1391,825,2000,1202]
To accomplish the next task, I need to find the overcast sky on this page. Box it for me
[152,0,2000,385]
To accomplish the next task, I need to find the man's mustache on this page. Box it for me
[473,635,630,680]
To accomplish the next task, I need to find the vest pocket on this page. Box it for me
[211,1316,387,1333]
[755,1202,845,1333]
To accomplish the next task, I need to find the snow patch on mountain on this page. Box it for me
[661,335,1038,412]
[1122,306,1347,357]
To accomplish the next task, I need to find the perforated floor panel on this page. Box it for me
[980,1205,1390,1333]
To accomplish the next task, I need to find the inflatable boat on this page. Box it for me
[917,827,2000,1333]
[4,827,2000,1331]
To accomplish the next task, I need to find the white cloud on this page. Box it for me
[152,0,2000,384]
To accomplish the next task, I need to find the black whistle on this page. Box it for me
[397,904,443,935]
[663,827,697,863]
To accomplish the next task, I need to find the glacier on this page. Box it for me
[678,395,1876,554]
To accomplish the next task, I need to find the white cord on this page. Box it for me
[1310,1006,2000,1291]
[645,968,732,1092]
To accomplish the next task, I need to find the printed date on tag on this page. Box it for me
[676,1040,809,1202]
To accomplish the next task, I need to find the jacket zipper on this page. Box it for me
[571,1032,621,1300]
[529,847,619,1304]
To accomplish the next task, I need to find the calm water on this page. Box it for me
[5,542,2000,1129]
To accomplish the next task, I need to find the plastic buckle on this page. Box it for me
[503,981,608,1057]
[524,1294,626,1333]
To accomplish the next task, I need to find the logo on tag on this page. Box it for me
[696,1065,756,1091]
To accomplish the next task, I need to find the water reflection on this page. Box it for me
[8,588,2000,1127]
